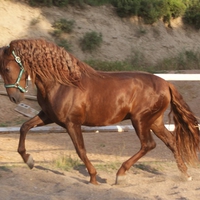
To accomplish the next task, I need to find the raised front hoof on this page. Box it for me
[89,181,99,186]
[115,175,127,185]
[26,155,34,169]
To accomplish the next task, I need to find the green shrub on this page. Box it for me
[53,0,68,7]
[30,17,40,26]
[168,0,186,18]
[85,58,152,72]
[51,19,74,52]
[182,0,191,7]
[111,0,141,17]
[67,0,84,7]
[80,31,103,52]
[155,50,200,70]
[52,19,75,34]
[138,0,167,24]
[184,1,200,29]
[56,39,72,52]
[29,0,51,6]
[86,60,133,71]
[163,0,186,24]
[50,29,62,38]
[29,0,68,7]
[111,0,166,23]
[28,0,200,30]
[129,50,147,68]
[84,0,111,6]
[112,0,187,24]
[86,49,200,72]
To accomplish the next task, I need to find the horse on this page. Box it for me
[0,39,199,185]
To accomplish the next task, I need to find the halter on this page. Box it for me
[4,50,28,93]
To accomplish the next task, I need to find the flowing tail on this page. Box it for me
[168,83,200,166]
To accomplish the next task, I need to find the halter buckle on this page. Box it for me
[15,56,21,64]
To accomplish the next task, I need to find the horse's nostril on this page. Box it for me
[10,96,17,104]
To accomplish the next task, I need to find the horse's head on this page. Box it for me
[0,46,28,104]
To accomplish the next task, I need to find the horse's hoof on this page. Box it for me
[187,176,192,181]
[88,182,99,186]
[115,175,127,185]
[26,155,34,169]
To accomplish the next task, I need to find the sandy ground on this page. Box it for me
[0,132,200,200]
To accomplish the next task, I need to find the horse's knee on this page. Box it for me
[20,122,30,133]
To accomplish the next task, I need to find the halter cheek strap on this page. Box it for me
[4,50,28,93]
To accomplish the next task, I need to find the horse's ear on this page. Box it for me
[5,41,17,56]
[4,46,12,56]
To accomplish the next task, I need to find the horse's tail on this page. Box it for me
[168,83,200,166]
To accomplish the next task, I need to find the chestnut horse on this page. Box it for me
[0,39,199,184]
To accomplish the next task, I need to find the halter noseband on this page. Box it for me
[4,50,28,93]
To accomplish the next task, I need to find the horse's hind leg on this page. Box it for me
[116,123,156,184]
[150,116,191,180]
[18,110,53,169]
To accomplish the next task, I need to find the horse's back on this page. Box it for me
[96,71,170,97]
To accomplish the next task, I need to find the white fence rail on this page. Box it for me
[155,74,200,81]
[1,74,200,81]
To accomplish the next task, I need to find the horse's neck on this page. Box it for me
[35,78,56,99]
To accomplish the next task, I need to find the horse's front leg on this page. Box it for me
[18,110,53,169]
[66,122,98,184]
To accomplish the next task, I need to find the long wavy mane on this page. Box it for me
[9,39,100,87]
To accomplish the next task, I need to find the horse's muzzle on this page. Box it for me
[8,90,24,104]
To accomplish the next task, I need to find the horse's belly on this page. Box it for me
[84,107,129,126]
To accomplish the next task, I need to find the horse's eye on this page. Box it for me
[5,68,10,73]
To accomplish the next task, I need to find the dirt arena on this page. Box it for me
[0,72,200,199]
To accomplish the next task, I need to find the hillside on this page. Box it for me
[1,0,200,65]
